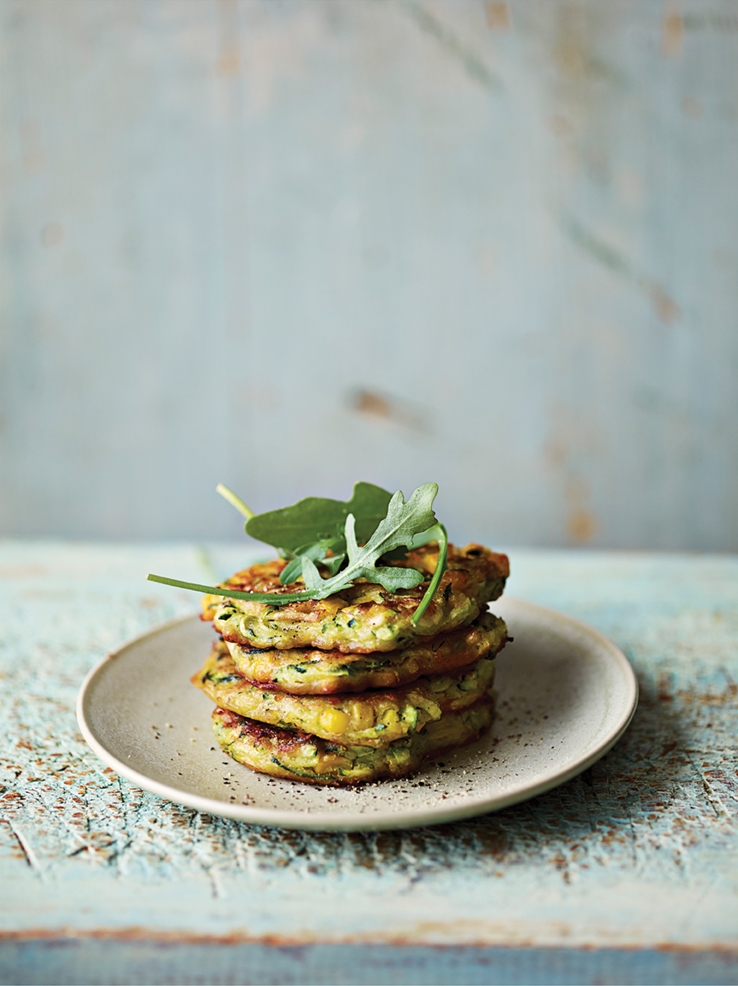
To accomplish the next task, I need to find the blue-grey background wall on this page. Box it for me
[1,0,736,549]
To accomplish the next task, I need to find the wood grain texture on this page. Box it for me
[0,542,736,984]
[1,942,737,986]
[1,1,737,549]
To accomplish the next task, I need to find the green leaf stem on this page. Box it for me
[216,484,255,520]
[409,523,448,625]
[146,573,315,604]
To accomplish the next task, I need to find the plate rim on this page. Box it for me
[76,600,639,832]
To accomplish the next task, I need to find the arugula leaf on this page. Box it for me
[241,481,394,586]
[295,484,439,597]
[245,481,392,554]
[147,483,447,617]
[216,482,402,585]
[279,540,345,585]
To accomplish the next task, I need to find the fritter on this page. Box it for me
[227,612,509,694]
[212,701,495,785]
[193,641,496,748]
[203,543,509,653]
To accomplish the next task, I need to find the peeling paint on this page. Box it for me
[661,5,684,58]
[216,0,240,77]
[350,388,432,434]
[554,42,627,87]
[485,2,510,32]
[566,508,598,543]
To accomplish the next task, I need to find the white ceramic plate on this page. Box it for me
[77,599,638,832]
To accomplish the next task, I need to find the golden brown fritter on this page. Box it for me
[193,640,496,748]
[211,701,495,785]
[226,612,509,694]
[203,543,509,653]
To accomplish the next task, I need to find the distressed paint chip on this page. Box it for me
[661,7,684,58]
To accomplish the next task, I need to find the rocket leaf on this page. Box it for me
[296,484,438,597]
[245,481,393,554]
[240,481,394,586]
[147,482,447,621]
[279,540,345,585]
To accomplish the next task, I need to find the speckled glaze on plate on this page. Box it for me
[76,599,638,832]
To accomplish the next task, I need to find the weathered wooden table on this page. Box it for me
[1,543,736,985]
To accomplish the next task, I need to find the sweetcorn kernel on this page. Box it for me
[320,708,351,734]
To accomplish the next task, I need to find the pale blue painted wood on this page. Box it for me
[0,542,736,985]
[0,1,737,549]
[2,942,737,986]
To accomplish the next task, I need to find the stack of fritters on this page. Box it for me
[193,542,510,785]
